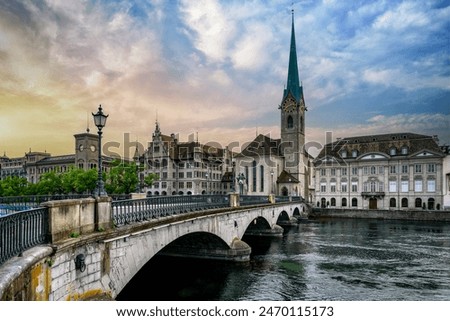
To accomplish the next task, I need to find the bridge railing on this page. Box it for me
[112,194,230,226]
[0,207,49,266]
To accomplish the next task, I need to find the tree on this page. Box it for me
[105,160,139,194]
[35,171,63,195]
[144,173,159,188]
[0,176,29,196]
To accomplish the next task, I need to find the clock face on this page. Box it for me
[90,145,96,152]
[283,97,296,113]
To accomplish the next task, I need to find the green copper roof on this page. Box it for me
[283,11,303,102]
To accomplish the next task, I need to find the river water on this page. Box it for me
[116,218,450,301]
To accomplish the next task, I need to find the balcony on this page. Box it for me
[361,192,385,199]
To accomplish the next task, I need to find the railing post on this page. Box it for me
[95,196,112,232]
[229,193,240,208]
[268,194,276,204]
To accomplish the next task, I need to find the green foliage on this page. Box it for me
[144,173,159,187]
[105,159,139,194]
[0,167,98,196]
[0,176,30,196]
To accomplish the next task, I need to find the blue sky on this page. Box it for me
[0,0,449,158]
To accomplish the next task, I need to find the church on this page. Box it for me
[233,10,313,201]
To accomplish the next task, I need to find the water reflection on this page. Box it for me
[116,218,450,301]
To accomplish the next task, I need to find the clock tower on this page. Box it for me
[279,10,308,198]
[74,130,99,170]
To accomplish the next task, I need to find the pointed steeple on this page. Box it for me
[283,9,302,102]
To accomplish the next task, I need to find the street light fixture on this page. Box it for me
[270,169,274,194]
[92,104,108,197]
[237,173,245,195]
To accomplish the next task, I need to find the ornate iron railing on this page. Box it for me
[0,207,49,266]
[240,195,271,205]
[112,194,232,226]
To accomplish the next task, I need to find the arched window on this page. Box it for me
[252,161,257,192]
[331,198,336,206]
[351,198,358,207]
[260,165,264,192]
[390,147,397,156]
[287,116,294,129]
[342,198,347,207]
[428,198,435,210]
[401,198,408,208]
[389,198,396,208]
[321,198,326,208]
[415,198,422,208]
[401,146,408,155]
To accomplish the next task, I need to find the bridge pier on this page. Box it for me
[244,224,284,237]
[157,238,251,262]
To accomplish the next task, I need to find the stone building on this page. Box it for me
[313,132,445,210]
[233,11,313,200]
[141,121,233,195]
[0,130,113,185]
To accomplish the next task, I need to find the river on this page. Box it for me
[116,218,450,301]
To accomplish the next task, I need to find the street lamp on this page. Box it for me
[92,104,108,196]
[270,169,274,194]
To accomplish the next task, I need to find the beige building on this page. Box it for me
[313,133,445,210]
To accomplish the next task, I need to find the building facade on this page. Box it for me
[313,133,445,210]
[141,121,233,195]
[0,130,113,185]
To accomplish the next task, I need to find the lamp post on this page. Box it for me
[92,104,108,196]
[270,169,274,194]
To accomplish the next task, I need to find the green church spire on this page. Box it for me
[283,9,302,102]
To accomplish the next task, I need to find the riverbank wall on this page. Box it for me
[310,208,450,222]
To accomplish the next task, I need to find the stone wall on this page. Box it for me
[310,208,450,222]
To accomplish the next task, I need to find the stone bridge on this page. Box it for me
[0,194,307,301]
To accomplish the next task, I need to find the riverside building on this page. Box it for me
[313,132,445,210]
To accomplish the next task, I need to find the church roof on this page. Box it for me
[282,10,303,103]
[277,170,299,183]
[235,134,282,158]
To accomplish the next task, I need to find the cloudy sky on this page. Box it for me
[1,0,449,159]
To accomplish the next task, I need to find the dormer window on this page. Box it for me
[341,150,347,158]
[352,150,358,158]
[390,147,397,156]
[401,146,408,155]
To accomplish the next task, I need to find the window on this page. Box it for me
[186,182,192,189]
[352,167,358,175]
[389,181,397,193]
[331,168,336,176]
[161,182,167,188]
[389,166,397,174]
[330,182,336,193]
[389,198,396,207]
[401,180,408,192]
[341,150,347,158]
[415,198,422,208]
[363,167,369,175]
[320,168,326,176]
[352,150,358,158]
[427,198,435,210]
[370,181,376,192]
[252,161,257,192]
[342,198,347,207]
[370,166,376,174]
[287,116,294,128]
[320,183,326,193]
[331,198,336,206]
[427,179,436,192]
[427,164,436,173]
[390,147,397,156]
[401,198,408,208]
[415,180,423,192]
[378,182,384,192]
[341,168,347,176]
[351,182,358,192]
[341,182,347,192]
[401,165,408,174]
[401,146,408,155]
[260,165,264,192]
[351,198,358,207]
[378,166,384,174]
[415,164,422,173]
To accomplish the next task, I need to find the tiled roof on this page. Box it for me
[236,134,282,158]
[315,132,443,161]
